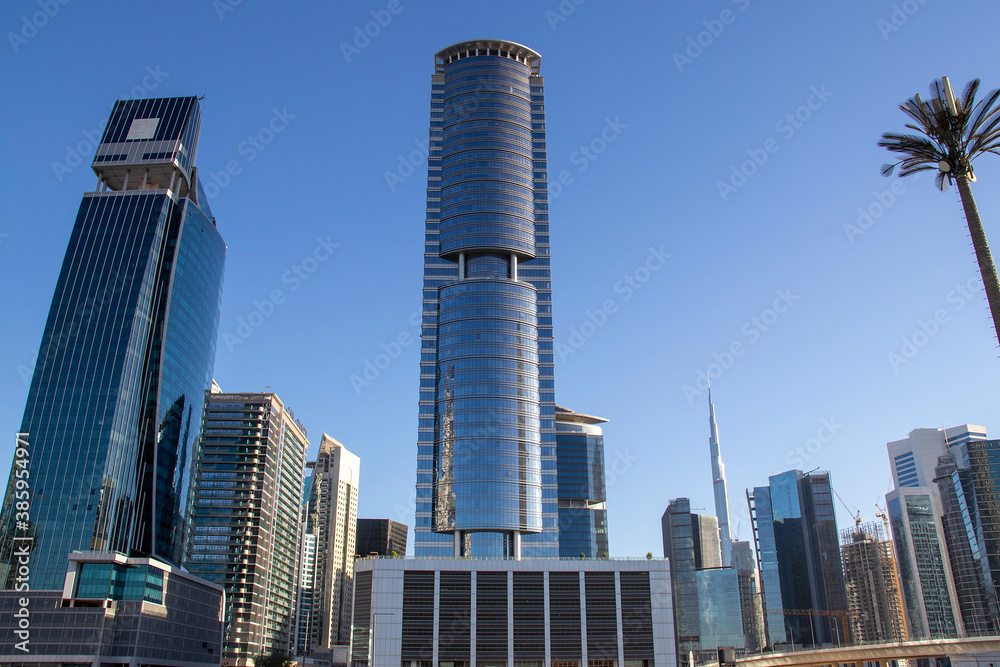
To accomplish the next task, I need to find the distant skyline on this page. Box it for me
[2,2,1000,558]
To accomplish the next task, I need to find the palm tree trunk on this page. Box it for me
[956,175,1000,350]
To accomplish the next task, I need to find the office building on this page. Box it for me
[0,97,226,590]
[352,557,674,667]
[186,391,308,664]
[937,439,1000,634]
[750,470,849,648]
[663,498,744,665]
[555,405,610,558]
[707,389,733,566]
[354,39,676,667]
[692,514,721,570]
[839,521,908,643]
[885,425,987,639]
[356,518,409,557]
[732,540,766,653]
[412,38,556,560]
[0,550,224,664]
[304,435,360,652]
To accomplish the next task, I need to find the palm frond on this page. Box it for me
[962,79,981,114]
[935,171,950,191]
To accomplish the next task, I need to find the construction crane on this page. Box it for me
[833,488,862,527]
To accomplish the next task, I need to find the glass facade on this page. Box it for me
[0,97,225,590]
[556,406,609,558]
[696,568,746,651]
[415,40,556,558]
[662,498,701,665]
[751,470,848,648]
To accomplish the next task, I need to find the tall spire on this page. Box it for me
[708,380,733,566]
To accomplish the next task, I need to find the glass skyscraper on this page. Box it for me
[414,40,556,558]
[750,470,849,648]
[555,405,609,558]
[0,97,225,590]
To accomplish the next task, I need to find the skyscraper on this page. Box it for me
[750,470,849,647]
[555,405,609,558]
[414,39,556,559]
[885,425,987,638]
[350,41,675,667]
[0,97,225,590]
[708,388,733,566]
[186,391,308,663]
[303,434,360,651]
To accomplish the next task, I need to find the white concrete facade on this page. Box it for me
[352,557,675,667]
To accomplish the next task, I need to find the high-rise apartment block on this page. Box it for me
[186,391,308,664]
[303,435,360,652]
[732,540,766,652]
[750,470,848,648]
[355,518,409,557]
[839,521,908,643]
[555,405,609,558]
[0,97,226,590]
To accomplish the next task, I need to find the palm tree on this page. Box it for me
[880,77,1000,348]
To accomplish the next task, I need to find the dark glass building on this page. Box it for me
[0,97,225,590]
[750,470,849,648]
[355,518,409,557]
[413,40,556,559]
[555,405,609,558]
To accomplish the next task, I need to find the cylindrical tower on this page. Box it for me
[416,40,551,559]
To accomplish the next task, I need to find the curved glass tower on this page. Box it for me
[415,40,557,558]
[0,97,225,589]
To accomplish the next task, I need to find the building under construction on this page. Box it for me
[840,521,908,644]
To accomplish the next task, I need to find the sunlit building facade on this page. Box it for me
[0,97,225,591]
[556,405,609,558]
[413,38,556,559]
[186,391,308,664]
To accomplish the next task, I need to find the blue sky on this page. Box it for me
[2,1,1000,558]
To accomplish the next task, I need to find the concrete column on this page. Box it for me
[470,571,477,667]
[580,570,588,667]
[141,169,149,189]
[454,531,463,557]
[511,253,518,281]
[513,531,522,560]
[615,571,625,667]
[458,252,465,280]
[433,570,440,667]
[543,571,551,667]
[507,570,515,667]
[122,169,130,190]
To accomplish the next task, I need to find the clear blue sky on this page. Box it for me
[2,1,999,557]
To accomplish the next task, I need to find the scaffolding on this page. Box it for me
[839,522,908,644]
